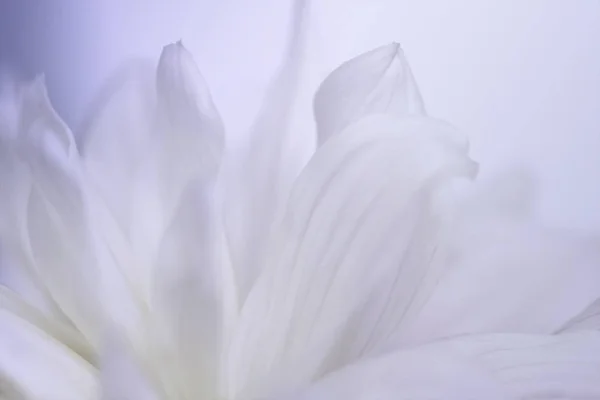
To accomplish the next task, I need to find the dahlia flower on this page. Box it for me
[0,2,599,399]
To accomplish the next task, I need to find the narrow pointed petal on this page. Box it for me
[156,42,224,182]
[222,0,314,299]
[128,42,225,267]
[314,43,426,146]
[143,43,235,398]
[0,310,97,400]
[226,115,476,398]
[0,78,105,346]
[285,332,600,400]
[152,179,237,399]
[80,60,156,237]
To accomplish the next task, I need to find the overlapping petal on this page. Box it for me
[385,171,600,347]
[0,78,107,347]
[313,42,426,146]
[222,0,314,300]
[0,309,97,400]
[286,331,600,400]
[226,114,476,398]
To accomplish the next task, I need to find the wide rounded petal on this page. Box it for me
[314,43,426,146]
[284,332,600,400]
[389,175,600,348]
[0,309,98,400]
[225,115,476,398]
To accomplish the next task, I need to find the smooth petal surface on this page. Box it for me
[132,42,225,266]
[80,60,156,238]
[0,286,95,363]
[387,170,600,348]
[155,42,224,182]
[313,43,426,146]
[0,78,105,346]
[152,179,237,399]
[226,115,476,398]
[222,0,314,299]
[100,334,159,400]
[285,332,600,400]
[147,43,235,399]
[0,309,97,400]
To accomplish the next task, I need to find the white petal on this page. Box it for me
[313,43,426,146]
[285,332,600,400]
[0,286,95,363]
[151,178,237,399]
[222,0,314,299]
[226,115,476,398]
[0,246,59,319]
[392,195,600,347]
[0,309,98,400]
[0,78,105,346]
[100,334,160,400]
[127,42,225,269]
[79,60,156,238]
[156,42,224,182]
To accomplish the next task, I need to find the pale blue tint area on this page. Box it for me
[3,0,600,232]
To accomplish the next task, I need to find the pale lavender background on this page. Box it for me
[3,0,600,233]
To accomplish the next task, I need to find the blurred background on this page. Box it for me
[1,0,599,233]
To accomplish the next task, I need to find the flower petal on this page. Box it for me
[142,43,234,399]
[0,286,95,363]
[151,178,237,399]
[0,309,98,400]
[226,115,476,398]
[155,41,224,182]
[100,334,160,400]
[0,78,105,346]
[128,42,225,269]
[285,332,600,400]
[391,183,600,347]
[79,60,156,238]
[222,0,314,299]
[313,43,426,146]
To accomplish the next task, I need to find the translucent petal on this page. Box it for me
[148,43,235,398]
[155,42,225,183]
[0,286,95,363]
[222,0,314,299]
[0,309,97,400]
[286,332,600,400]
[152,179,237,399]
[100,334,160,400]
[314,43,426,146]
[391,183,600,347]
[0,78,105,346]
[79,60,156,238]
[226,115,476,398]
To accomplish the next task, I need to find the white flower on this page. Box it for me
[1,3,600,400]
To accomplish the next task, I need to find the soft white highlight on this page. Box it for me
[0,1,599,399]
